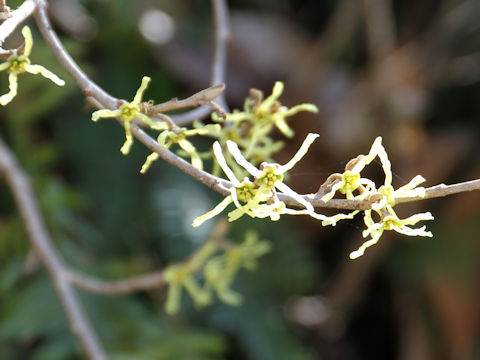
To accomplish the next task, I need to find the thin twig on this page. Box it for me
[0,0,11,20]
[0,0,36,45]
[398,179,480,204]
[171,0,231,126]
[67,220,230,295]
[34,0,117,109]
[362,0,396,61]
[68,270,165,295]
[0,137,108,360]
[148,83,225,115]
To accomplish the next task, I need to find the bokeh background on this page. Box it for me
[1,0,480,359]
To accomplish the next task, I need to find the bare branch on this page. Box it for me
[148,83,225,115]
[0,137,108,360]
[362,0,396,60]
[0,0,11,20]
[0,0,36,45]
[397,179,480,204]
[68,270,165,295]
[171,0,231,126]
[67,220,229,295]
[34,0,117,109]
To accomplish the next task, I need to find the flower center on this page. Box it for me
[382,216,399,230]
[119,103,139,121]
[340,171,360,193]
[8,56,29,74]
[379,185,395,206]
[236,184,255,202]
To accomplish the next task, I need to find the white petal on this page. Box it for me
[213,141,240,185]
[277,133,319,173]
[393,225,433,237]
[226,140,261,176]
[192,196,233,227]
[400,212,434,225]
[349,231,383,259]
[397,175,426,192]
[275,182,313,212]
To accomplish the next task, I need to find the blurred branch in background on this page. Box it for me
[0,0,479,359]
[0,136,107,360]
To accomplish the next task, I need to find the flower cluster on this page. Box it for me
[320,137,434,259]
[193,133,350,227]
[163,231,271,314]
[0,26,65,105]
[91,77,434,264]
[193,134,316,226]
[207,81,318,177]
[91,79,318,180]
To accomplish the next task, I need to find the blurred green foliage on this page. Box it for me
[1,0,479,359]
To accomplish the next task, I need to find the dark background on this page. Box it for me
[0,0,479,359]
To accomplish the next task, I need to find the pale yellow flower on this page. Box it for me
[0,26,65,105]
[350,210,434,259]
[91,76,166,154]
[193,133,321,226]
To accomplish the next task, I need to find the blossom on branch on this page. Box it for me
[0,26,65,105]
[141,123,221,173]
[193,133,321,226]
[350,209,434,259]
[204,231,271,305]
[324,137,435,259]
[321,137,387,202]
[225,81,318,138]
[91,76,166,154]
[163,241,218,315]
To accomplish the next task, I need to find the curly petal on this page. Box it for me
[278,133,319,173]
[0,62,10,72]
[21,26,34,57]
[140,152,160,174]
[226,140,262,177]
[283,103,318,117]
[349,230,384,259]
[213,141,240,185]
[257,81,284,112]
[24,64,65,86]
[164,283,182,315]
[192,196,233,227]
[91,109,121,122]
[133,76,151,104]
[0,72,18,105]
[178,139,203,169]
[120,120,133,155]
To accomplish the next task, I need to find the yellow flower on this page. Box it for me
[0,26,65,105]
[141,124,221,173]
[192,141,268,227]
[91,76,166,154]
[193,133,321,226]
[338,137,435,259]
[204,231,271,305]
[249,81,318,138]
[321,137,388,202]
[163,241,217,315]
[350,210,434,259]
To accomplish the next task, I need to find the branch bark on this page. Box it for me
[171,0,231,126]
[0,137,108,360]
[0,0,36,45]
